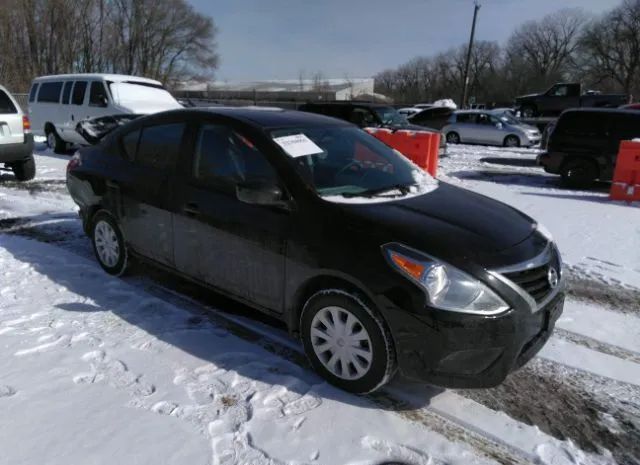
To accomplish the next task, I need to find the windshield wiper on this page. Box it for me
[342,184,413,198]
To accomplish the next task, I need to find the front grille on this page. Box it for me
[503,265,551,304]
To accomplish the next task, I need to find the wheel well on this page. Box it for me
[83,205,106,234]
[504,134,520,144]
[288,275,376,336]
[44,122,55,134]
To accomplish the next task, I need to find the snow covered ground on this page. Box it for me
[0,142,639,465]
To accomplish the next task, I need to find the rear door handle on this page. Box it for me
[183,203,200,216]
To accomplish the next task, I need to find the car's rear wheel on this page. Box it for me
[504,135,520,148]
[45,126,67,154]
[300,289,396,394]
[560,159,598,189]
[446,132,460,144]
[91,211,129,276]
[11,156,36,181]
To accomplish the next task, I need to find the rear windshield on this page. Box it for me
[0,90,17,114]
[556,112,607,137]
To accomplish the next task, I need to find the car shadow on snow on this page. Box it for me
[0,227,445,413]
[450,169,611,194]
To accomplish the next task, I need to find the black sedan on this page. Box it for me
[66,108,565,393]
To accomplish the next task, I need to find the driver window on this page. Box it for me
[477,114,491,125]
[193,124,277,187]
[89,81,109,107]
[550,86,568,97]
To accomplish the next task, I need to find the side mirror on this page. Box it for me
[495,122,503,129]
[236,182,289,208]
[99,96,108,107]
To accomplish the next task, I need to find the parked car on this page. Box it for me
[408,106,455,130]
[28,73,182,154]
[537,108,640,188]
[443,110,541,147]
[298,101,447,157]
[0,84,35,181]
[515,82,628,118]
[67,107,564,393]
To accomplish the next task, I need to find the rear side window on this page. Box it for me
[456,113,476,123]
[61,82,73,104]
[557,112,606,138]
[0,90,17,114]
[121,129,141,160]
[72,81,87,105]
[28,84,39,103]
[137,123,185,169]
[38,82,63,103]
[89,82,108,107]
[193,124,277,185]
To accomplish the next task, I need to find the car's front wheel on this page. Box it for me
[446,132,461,144]
[504,135,520,148]
[91,211,129,276]
[300,290,396,394]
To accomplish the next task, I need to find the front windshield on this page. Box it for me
[108,81,180,106]
[271,126,436,199]
[374,107,408,126]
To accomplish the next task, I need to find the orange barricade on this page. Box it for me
[365,128,440,177]
[610,140,640,202]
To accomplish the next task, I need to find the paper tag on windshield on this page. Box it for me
[273,134,324,158]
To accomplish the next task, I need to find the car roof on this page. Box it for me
[562,108,640,116]
[192,107,351,128]
[32,74,163,85]
[302,101,391,109]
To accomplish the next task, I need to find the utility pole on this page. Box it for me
[460,1,481,109]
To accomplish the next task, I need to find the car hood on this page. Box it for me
[339,183,537,266]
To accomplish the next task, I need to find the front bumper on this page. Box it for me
[0,133,34,163]
[525,135,541,147]
[380,278,565,389]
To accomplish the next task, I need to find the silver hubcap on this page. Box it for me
[94,220,120,268]
[447,133,458,143]
[506,137,518,147]
[310,306,373,380]
[47,132,56,148]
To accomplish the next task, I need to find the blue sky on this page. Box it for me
[187,0,620,81]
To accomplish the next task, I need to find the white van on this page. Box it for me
[28,74,182,153]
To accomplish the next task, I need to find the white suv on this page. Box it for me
[0,85,35,181]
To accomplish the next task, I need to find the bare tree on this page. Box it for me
[0,0,218,91]
[504,8,588,89]
[578,0,640,97]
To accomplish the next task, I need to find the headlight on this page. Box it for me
[383,244,509,315]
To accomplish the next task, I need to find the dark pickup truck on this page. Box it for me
[515,83,628,118]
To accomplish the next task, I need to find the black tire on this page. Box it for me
[91,211,129,276]
[300,289,396,394]
[45,125,67,154]
[446,132,461,144]
[11,157,36,181]
[560,159,598,189]
[520,105,537,118]
[503,135,520,148]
